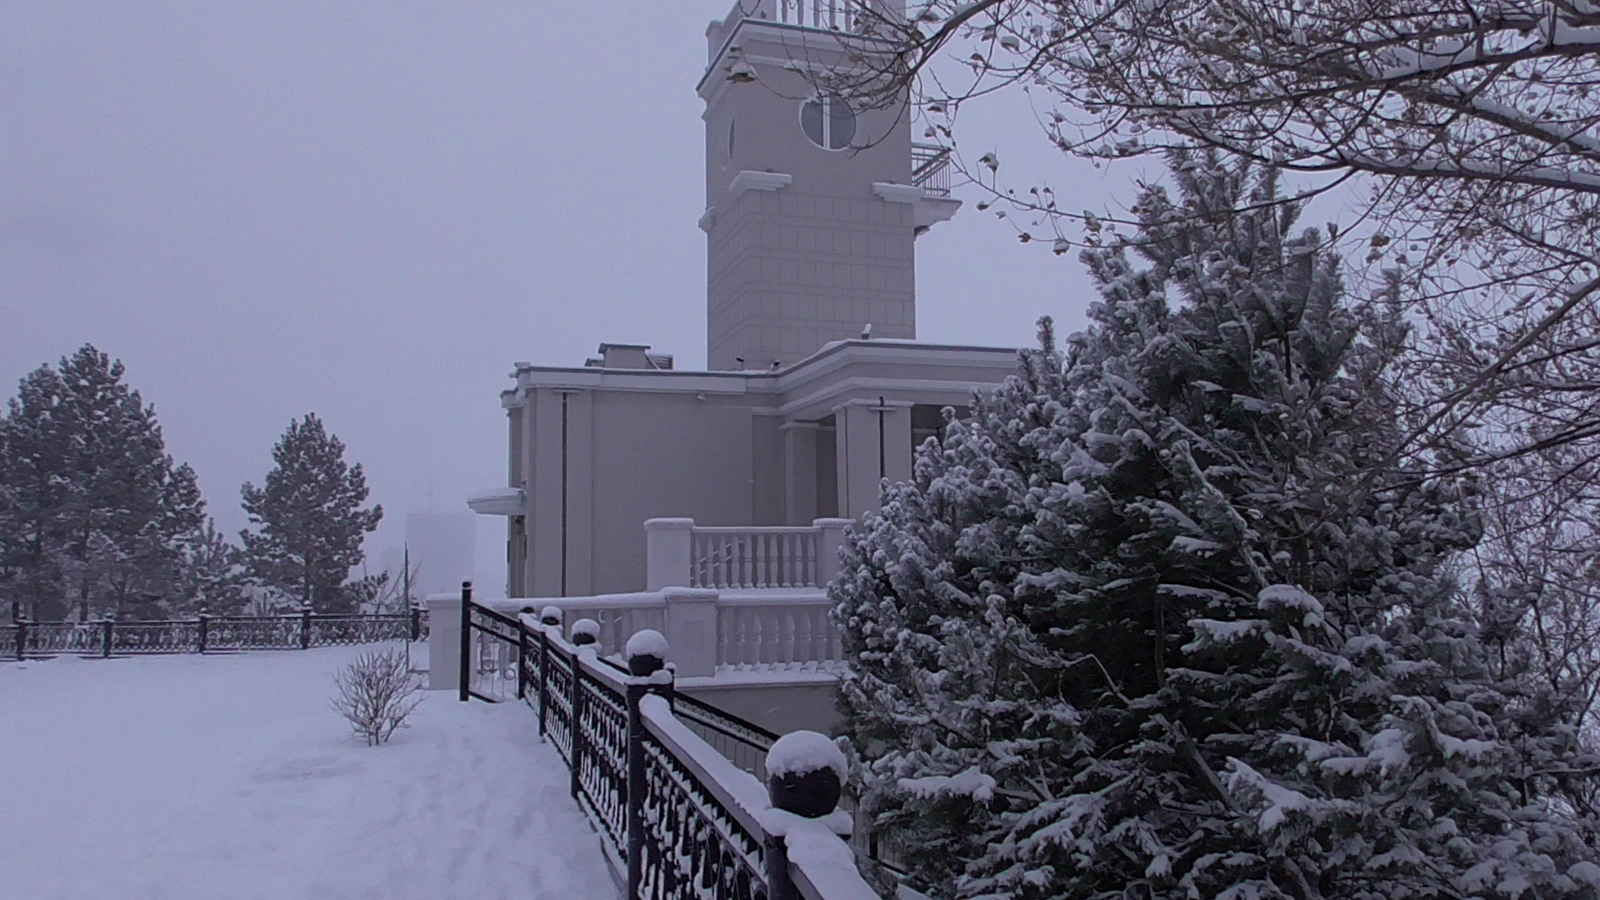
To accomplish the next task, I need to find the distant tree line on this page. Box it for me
[0,346,387,621]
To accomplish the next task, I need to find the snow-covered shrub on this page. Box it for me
[834,153,1600,899]
[330,647,423,746]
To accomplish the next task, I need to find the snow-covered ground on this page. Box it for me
[1,644,617,900]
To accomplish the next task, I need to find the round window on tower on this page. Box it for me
[800,94,856,150]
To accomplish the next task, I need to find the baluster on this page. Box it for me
[795,532,805,587]
[741,607,759,668]
[710,534,720,589]
[744,607,760,666]
[780,608,796,665]
[753,534,764,588]
[768,533,778,587]
[764,533,774,587]
[721,534,731,588]
[774,533,785,588]
[738,534,746,588]
[794,606,813,665]
[710,535,721,588]
[716,605,730,668]
[762,609,777,664]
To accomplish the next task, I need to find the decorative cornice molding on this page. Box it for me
[871,182,923,204]
[729,170,793,196]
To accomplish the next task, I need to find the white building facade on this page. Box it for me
[455,1,1018,727]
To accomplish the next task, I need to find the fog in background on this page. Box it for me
[1,1,1125,594]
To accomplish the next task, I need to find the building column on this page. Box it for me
[529,388,592,597]
[782,421,819,526]
[833,398,914,519]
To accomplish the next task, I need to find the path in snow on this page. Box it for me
[0,645,617,900]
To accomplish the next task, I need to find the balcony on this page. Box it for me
[912,142,952,197]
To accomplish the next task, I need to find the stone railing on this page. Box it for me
[692,526,821,590]
[646,517,853,592]
[451,587,842,680]
[716,591,841,671]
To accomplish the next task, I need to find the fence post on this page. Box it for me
[516,622,530,701]
[626,631,672,900]
[457,582,473,703]
[300,605,312,650]
[410,608,421,642]
[16,619,26,661]
[570,649,586,801]
[535,608,562,739]
[764,835,798,900]
[761,731,847,900]
[197,614,209,654]
[102,618,113,659]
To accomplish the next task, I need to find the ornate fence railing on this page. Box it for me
[4,609,427,661]
[460,595,880,900]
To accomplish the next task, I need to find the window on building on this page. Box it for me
[800,94,856,150]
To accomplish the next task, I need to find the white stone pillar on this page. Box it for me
[426,593,462,691]
[814,518,853,588]
[782,421,819,526]
[834,399,914,518]
[661,587,720,678]
[645,518,696,590]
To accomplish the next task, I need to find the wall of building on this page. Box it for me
[702,24,917,371]
[587,392,759,593]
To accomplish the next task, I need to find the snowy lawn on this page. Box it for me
[1,644,617,900]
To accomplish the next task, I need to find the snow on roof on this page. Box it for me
[765,731,846,781]
[625,629,669,660]
[540,605,563,621]
[571,619,601,638]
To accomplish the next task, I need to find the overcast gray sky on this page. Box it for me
[1,1,1121,589]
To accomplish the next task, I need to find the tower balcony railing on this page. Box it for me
[913,142,953,197]
[726,0,899,34]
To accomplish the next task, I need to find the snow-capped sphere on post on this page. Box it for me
[570,618,600,647]
[625,629,669,676]
[539,605,563,627]
[764,731,846,818]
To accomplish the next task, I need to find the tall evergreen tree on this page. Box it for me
[835,155,1600,899]
[240,414,382,613]
[0,346,204,620]
[173,518,247,616]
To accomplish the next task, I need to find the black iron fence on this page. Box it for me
[462,594,873,900]
[2,609,428,661]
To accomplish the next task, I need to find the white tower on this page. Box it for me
[698,0,959,371]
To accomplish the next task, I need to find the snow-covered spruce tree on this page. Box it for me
[0,346,205,620]
[240,414,382,613]
[834,153,1600,899]
[173,518,248,616]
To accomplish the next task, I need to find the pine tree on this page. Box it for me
[174,518,247,616]
[835,154,1600,899]
[240,414,382,613]
[0,346,204,620]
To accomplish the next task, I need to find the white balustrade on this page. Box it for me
[486,589,842,677]
[647,517,851,593]
[690,527,821,589]
[487,593,666,660]
[715,595,840,671]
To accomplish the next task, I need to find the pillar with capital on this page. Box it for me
[833,397,913,519]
